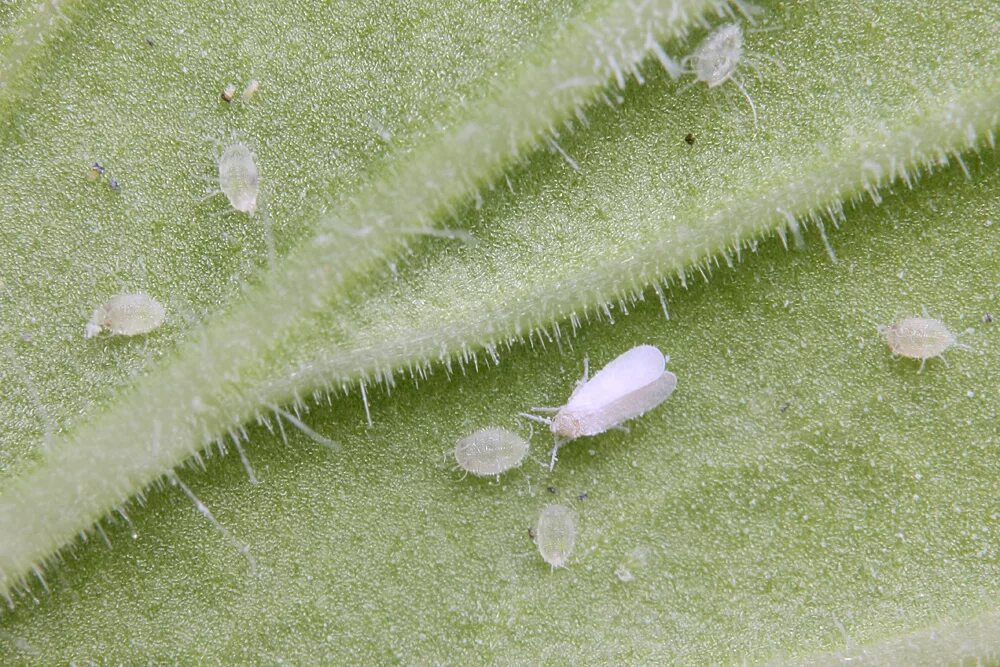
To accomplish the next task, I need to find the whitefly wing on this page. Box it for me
[566,344,665,410]
[580,370,677,435]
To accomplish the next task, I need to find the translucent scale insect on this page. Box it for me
[681,22,780,128]
[454,427,529,478]
[878,315,967,372]
[200,137,275,268]
[535,503,576,569]
[216,141,259,215]
[521,345,677,469]
[85,292,165,338]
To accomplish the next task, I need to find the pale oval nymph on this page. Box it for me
[521,344,677,469]
[454,427,529,477]
[536,504,576,569]
[879,317,958,371]
[691,23,743,87]
[218,141,259,214]
[85,292,165,338]
[682,22,765,127]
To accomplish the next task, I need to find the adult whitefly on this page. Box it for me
[521,344,677,469]
[454,427,529,478]
[85,292,165,338]
[535,503,576,569]
[217,141,259,215]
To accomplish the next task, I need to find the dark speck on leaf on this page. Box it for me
[684,133,695,145]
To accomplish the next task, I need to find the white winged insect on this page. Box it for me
[521,345,677,470]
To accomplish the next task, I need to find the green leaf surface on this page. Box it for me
[2,0,1000,662]
[0,0,723,583]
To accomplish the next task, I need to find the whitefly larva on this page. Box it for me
[682,22,773,128]
[521,344,677,469]
[691,23,744,87]
[878,316,965,372]
[85,292,165,338]
[217,141,260,215]
[535,503,576,569]
[454,427,529,478]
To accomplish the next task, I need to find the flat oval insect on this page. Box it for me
[682,22,766,127]
[535,504,576,569]
[85,292,165,338]
[454,427,529,478]
[878,317,960,372]
[522,345,677,469]
[691,23,743,87]
[218,141,259,215]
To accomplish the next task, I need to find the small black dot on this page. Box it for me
[546,485,557,495]
[984,313,993,323]
[577,491,588,501]
[684,133,695,145]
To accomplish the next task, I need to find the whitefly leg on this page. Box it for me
[548,437,567,471]
[519,412,553,426]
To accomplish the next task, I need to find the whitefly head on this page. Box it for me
[218,141,259,215]
[85,292,165,338]
[550,411,582,442]
[535,503,576,569]
[454,427,529,477]
[692,23,744,87]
